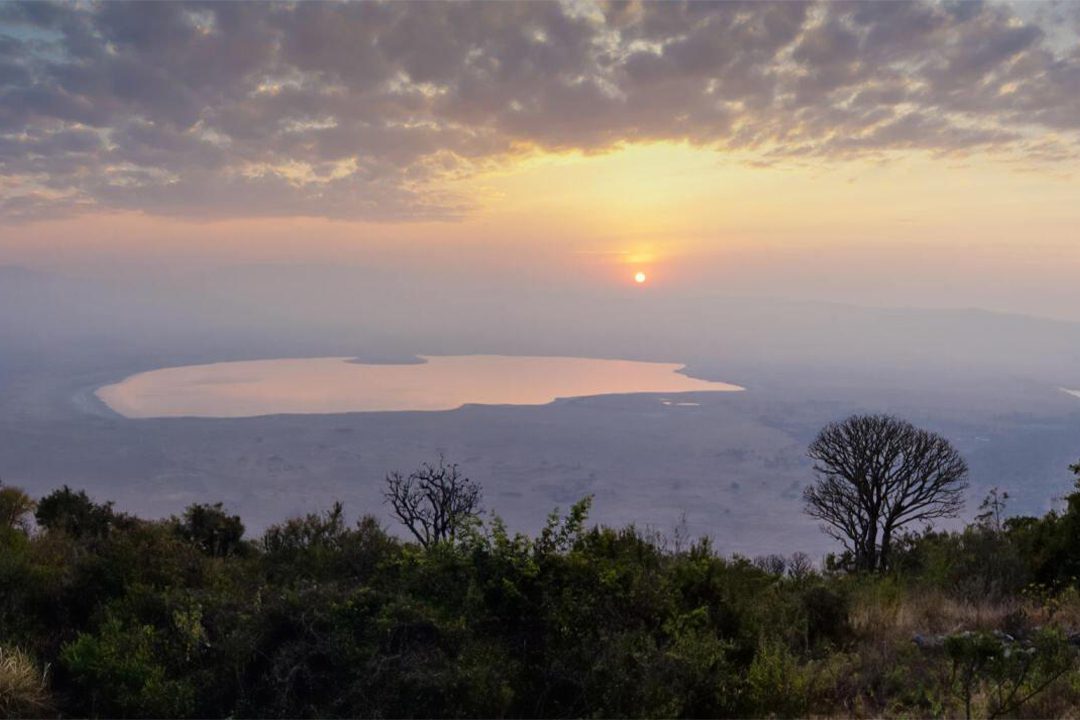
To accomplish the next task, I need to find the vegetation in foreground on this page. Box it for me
[4,417,1080,717]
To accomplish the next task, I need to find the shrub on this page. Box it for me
[35,486,116,541]
[0,485,35,534]
[60,616,196,718]
[745,639,808,716]
[174,503,245,558]
[944,628,1077,719]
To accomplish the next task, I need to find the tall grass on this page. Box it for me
[851,584,1018,642]
[0,646,50,718]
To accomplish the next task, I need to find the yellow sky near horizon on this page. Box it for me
[2,141,1079,317]
[4,0,1080,323]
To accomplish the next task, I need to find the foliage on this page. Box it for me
[173,503,245,558]
[5,457,1080,716]
[34,486,118,541]
[944,628,1076,720]
[0,482,35,534]
[61,616,195,718]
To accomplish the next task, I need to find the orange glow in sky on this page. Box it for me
[4,2,1080,320]
[3,142,1080,319]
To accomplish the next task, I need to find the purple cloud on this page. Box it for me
[0,0,1078,221]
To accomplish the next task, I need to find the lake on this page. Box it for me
[96,355,744,418]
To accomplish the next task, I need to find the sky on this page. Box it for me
[2,1,1080,319]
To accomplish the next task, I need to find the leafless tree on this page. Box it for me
[787,552,815,580]
[975,487,1010,532]
[384,456,482,547]
[803,414,968,572]
[754,554,788,576]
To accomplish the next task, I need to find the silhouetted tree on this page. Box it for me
[975,487,1010,532]
[787,551,814,580]
[175,502,245,557]
[754,554,787,575]
[803,414,968,572]
[1009,461,1080,586]
[384,456,481,547]
[35,485,116,540]
[262,501,346,555]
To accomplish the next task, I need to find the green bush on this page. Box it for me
[61,617,195,718]
[3,472,1080,717]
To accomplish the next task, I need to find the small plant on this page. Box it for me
[0,646,51,718]
[745,639,808,716]
[944,628,1076,719]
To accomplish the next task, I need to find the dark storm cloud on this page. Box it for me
[0,0,1078,221]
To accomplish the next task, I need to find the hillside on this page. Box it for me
[4,461,1080,718]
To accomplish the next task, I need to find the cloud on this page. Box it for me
[0,0,1078,221]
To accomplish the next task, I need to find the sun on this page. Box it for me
[634,271,647,284]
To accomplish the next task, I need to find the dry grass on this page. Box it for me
[0,646,51,718]
[1024,586,1080,628]
[850,586,1022,643]
[849,582,1080,647]
[840,584,1080,718]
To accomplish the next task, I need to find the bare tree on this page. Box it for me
[803,414,968,572]
[384,456,482,547]
[975,487,1010,532]
[754,554,788,576]
[787,552,815,580]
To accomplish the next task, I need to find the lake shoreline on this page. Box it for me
[96,354,744,419]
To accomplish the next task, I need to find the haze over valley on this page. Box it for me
[4,263,1080,557]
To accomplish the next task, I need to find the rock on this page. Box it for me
[913,633,944,649]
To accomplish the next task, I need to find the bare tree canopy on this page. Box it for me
[803,414,968,572]
[384,456,482,548]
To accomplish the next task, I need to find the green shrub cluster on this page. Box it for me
[4,468,1080,717]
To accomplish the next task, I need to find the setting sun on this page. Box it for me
[634,271,647,284]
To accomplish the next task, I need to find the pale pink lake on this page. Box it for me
[96,355,744,418]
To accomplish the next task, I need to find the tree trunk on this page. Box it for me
[879,533,891,572]
[861,517,879,572]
